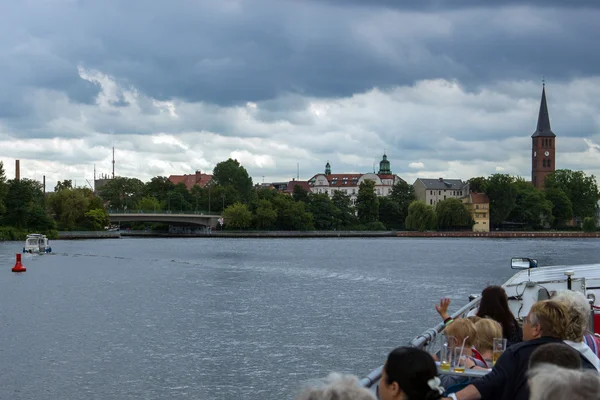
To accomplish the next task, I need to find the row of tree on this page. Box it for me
[1,157,598,236]
[468,171,598,229]
[0,162,57,239]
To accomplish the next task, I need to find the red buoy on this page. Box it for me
[12,254,26,272]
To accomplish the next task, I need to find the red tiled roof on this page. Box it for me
[313,174,362,187]
[284,180,311,194]
[469,192,489,204]
[168,172,213,190]
[377,174,395,179]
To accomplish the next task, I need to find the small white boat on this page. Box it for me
[23,234,52,254]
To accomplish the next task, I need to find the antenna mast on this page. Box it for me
[112,147,115,179]
[297,163,299,180]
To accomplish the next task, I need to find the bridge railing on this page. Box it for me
[108,209,215,215]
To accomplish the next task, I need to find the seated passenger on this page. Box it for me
[379,346,444,400]
[528,342,582,370]
[436,286,522,348]
[553,290,600,371]
[470,318,503,369]
[294,373,375,400]
[528,364,600,400]
[440,319,486,388]
[441,300,570,400]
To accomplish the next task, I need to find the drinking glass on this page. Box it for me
[492,338,507,366]
[439,335,455,371]
[453,347,467,373]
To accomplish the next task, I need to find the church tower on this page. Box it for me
[378,153,391,175]
[531,83,556,189]
[325,161,331,176]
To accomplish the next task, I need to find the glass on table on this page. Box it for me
[439,335,455,371]
[492,337,507,366]
[453,347,467,373]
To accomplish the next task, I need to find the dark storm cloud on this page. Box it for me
[308,0,600,10]
[2,0,600,111]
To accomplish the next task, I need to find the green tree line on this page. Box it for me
[1,157,598,238]
[0,161,57,240]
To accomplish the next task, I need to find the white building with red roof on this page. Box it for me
[307,154,406,204]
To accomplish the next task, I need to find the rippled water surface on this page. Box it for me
[1,237,599,400]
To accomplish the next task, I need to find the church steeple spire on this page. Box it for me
[532,82,555,138]
[531,82,556,189]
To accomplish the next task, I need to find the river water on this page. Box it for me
[1,237,599,400]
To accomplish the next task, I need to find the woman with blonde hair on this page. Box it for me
[472,318,503,367]
[439,319,486,388]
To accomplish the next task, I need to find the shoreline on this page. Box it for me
[49,230,600,240]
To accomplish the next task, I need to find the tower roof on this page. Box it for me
[532,84,556,138]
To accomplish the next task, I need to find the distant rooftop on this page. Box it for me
[415,178,468,190]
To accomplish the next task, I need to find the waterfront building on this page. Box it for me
[307,154,406,204]
[461,192,490,232]
[531,83,556,189]
[168,170,212,190]
[413,178,470,207]
[284,180,311,195]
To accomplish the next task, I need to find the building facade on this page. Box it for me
[462,192,490,232]
[531,84,556,189]
[168,170,213,190]
[413,178,470,206]
[307,155,406,203]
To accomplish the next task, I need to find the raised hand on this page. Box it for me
[435,298,451,320]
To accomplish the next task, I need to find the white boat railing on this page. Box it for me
[359,295,483,389]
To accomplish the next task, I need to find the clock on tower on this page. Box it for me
[531,83,556,189]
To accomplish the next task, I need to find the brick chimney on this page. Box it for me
[15,159,20,180]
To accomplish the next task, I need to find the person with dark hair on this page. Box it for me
[436,286,522,347]
[441,300,572,400]
[528,342,582,370]
[379,346,444,400]
[475,286,522,346]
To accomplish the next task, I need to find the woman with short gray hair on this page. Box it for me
[294,373,376,400]
[529,363,600,400]
[553,290,600,370]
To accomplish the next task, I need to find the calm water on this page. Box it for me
[1,237,599,400]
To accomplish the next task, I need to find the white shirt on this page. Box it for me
[564,340,600,372]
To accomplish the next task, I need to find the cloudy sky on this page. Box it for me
[1,0,600,189]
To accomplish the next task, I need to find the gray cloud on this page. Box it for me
[0,0,599,187]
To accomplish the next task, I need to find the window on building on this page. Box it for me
[543,159,546,167]
[430,199,433,205]
[352,189,356,194]
[439,191,441,195]
[548,159,551,168]
[444,195,446,200]
[483,213,487,217]
[476,205,479,209]
[483,222,486,224]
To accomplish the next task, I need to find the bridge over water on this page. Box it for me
[108,211,223,228]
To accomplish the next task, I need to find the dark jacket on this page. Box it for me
[471,336,594,400]
[506,321,523,347]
